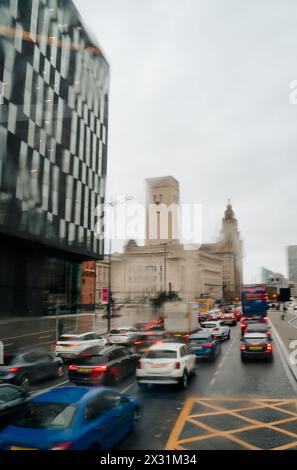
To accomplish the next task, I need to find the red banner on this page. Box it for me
[101,287,109,304]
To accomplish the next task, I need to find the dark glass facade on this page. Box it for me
[0,0,109,316]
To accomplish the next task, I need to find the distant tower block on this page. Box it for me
[145,176,180,245]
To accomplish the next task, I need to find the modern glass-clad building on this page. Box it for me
[288,246,297,285]
[0,0,109,316]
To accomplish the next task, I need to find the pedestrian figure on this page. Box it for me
[281,303,287,320]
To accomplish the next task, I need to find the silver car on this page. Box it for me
[108,327,140,345]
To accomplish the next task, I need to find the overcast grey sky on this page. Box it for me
[75,0,297,283]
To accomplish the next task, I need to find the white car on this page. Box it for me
[136,342,196,389]
[55,332,108,360]
[208,309,222,320]
[200,321,230,340]
[108,327,139,345]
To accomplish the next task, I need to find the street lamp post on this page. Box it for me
[107,237,112,333]
[104,196,134,333]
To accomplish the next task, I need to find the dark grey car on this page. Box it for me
[0,384,31,430]
[0,351,64,387]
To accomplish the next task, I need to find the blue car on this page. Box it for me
[188,331,221,361]
[0,386,141,450]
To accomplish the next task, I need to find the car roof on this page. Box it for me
[244,332,267,339]
[246,323,268,329]
[78,345,125,356]
[138,331,165,336]
[110,326,134,331]
[60,332,96,338]
[149,343,183,351]
[33,386,112,404]
[189,330,212,339]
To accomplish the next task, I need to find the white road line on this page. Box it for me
[38,335,53,340]
[120,382,136,394]
[2,329,56,341]
[31,380,70,397]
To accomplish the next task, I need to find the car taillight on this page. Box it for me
[183,334,190,338]
[264,317,268,321]
[51,442,72,450]
[266,344,273,351]
[71,343,81,346]
[134,340,143,345]
[175,362,181,369]
[8,367,20,373]
[240,344,246,350]
[155,340,163,344]
[213,328,219,331]
[93,365,108,373]
[137,361,142,369]
[240,323,246,329]
[204,343,213,348]
[68,365,77,371]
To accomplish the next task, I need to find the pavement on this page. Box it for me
[269,308,297,382]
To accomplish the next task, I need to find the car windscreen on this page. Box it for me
[145,350,177,359]
[72,355,107,365]
[110,329,128,334]
[202,323,216,328]
[13,402,77,429]
[244,337,267,344]
[246,325,267,332]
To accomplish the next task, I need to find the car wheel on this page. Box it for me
[179,371,189,389]
[19,374,30,387]
[226,331,230,340]
[241,355,246,363]
[55,364,64,378]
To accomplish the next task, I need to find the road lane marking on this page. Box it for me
[120,382,135,394]
[2,329,56,341]
[165,397,297,450]
[165,397,196,450]
[31,380,69,397]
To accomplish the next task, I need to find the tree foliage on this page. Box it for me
[151,290,180,309]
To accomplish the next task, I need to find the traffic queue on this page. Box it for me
[0,299,275,450]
